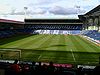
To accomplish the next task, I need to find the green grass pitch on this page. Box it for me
[0,34,100,65]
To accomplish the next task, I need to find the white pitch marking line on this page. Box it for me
[38,55,42,60]
[71,49,76,62]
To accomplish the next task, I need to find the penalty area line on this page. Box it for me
[71,49,76,62]
[38,55,42,60]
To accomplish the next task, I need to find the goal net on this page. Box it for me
[0,48,21,60]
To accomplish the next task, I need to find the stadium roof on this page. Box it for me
[25,19,82,24]
[78,5,100,20]
[25,19,83,26]
[0,19,24,24]
[25,18,81,21]
[85,5,100,16]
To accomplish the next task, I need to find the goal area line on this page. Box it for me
[0,48,21,60]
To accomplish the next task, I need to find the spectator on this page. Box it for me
[10,59,21,75]
[19,63,24,75]
[48,62,55,75]
[42,64,48,75]
[36,62,42,75]
[94,65,100,75]
[77,67,83,75]
[23,63,30,75]
[30,61,36,75]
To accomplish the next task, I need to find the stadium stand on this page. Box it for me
[0,5,100,75]
[82,30,100,41]
[25,19,83,30]
[0,59,100,75]
[0,30,16,38]
[0,29,36,38]
[78,5,100,45]
[35,30,81,34]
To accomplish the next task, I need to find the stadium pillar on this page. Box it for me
[83,19,87,30]
[86,18,88,30]
[98,16,100,31]
[94,18,96,30]
[83,19,86,30]
[86,17,90,30]
[91,16,95,30]
[96,16,99,31]
[94,17,99,30]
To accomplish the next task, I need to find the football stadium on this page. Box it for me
[0,3,100,75]
[0,19,100,65]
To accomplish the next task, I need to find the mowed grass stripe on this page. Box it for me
[21,51,43,61]
[69,35,87,51]
[0,34,100,64]
[58,35,77,63]
[45,35,61,50]
[21,50,46,61]
[76,35,100,63]
[78,36,100,51]
[54,35,67,63]
[34,34,55,50]
[41,35,77,63]
[40,35,67,63]
[0,35,45,48]
[0,34,33,45]
[72,35,95,52]
[56,35,66,51]
[72,35,99,63]
[21,34,54,61]
[66,35,78,51]
[26,34,53,49]
[64,35,75,63]
[66,35,79,63]
[66,35,93,63]
[40,35,61,62]
[17,34,48,48]
[20,34,49,49]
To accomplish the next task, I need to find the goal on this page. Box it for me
[0,48,21,60]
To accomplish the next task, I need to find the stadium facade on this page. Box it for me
[0,5,100,75]
[0,5,100,31]
[0,19,24,29]
[78,5,100,31]
[24,19,83,30]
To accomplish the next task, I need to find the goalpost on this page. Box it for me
[0,48,21,60]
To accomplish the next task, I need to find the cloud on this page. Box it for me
[28,0,58,5]
[0,4,12,14]
[49,6,85,15]
[9,7,47,15]
[0,0,99,21]
[31,8,46,14]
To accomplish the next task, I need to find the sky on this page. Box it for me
[0,0,100,21]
